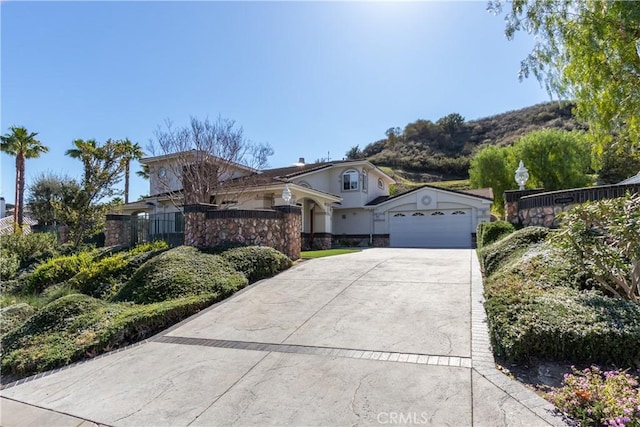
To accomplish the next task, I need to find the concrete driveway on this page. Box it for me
[1,249,565,426]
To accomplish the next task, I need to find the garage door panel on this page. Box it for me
[390,209,472,248]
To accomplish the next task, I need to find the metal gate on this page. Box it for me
[130,212,184,247]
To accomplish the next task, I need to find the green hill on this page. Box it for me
[352,101,585,183]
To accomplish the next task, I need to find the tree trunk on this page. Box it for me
[17,153,25,230]
[13,156,20,233]
[124,160,130,204]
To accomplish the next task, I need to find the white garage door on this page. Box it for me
[389,209,472,248]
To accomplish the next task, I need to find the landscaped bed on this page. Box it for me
[0,236,292,382]
[476,195,640,426]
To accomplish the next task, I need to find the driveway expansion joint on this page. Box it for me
[153,335,471,368]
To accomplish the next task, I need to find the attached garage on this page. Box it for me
[389,209,472,248]
[370,185,493,248]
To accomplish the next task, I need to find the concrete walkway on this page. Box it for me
[1,249,566,426]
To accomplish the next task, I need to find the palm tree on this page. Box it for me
[65,139,99,184]
[1,126,49,232]
[116,139,144,203]
[136,163,150,180]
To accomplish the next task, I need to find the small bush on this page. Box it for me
[114,246,248,304]
[27,252,95,293]
[477,221,515,249]
[478,226,549,276]
[0,249,20,280]
[547,366,640,427]
[221,246,292,282]
[485,285,640,365]
[0,232,58,268]
[1,293,219,378]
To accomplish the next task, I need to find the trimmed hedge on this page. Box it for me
[1,293,220,378]
[476,221,515,249]
[221,246,292,282]
[478,226,549,276]
[481,227,640,365]
[485,285,640,365]
[113,246,248,304]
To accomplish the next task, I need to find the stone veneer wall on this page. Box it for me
[503,189,546,224]
[183,204,302,260]
[105,215,132,247]
[301,233,332,251]
[506,183,640,228]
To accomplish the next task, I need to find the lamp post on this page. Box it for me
[515,160,529,190]
[282,183,292,206]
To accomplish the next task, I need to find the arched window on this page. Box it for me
[342,169,359,191]
[297,181,311,188]
[452,210,466,215]
[431,211,445,216]
[393,213,405,217]
[377,178,384,189]
[412,212,425,216]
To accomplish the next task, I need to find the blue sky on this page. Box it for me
[1,1,550,203]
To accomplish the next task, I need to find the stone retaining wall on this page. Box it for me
[183,204,302,260]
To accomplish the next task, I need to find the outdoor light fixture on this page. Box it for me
[282,184,292,205]
[515,160,529,190]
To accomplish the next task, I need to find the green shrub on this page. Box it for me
[0,249,20,280]
[128,240,169,255]
[69,245,168,299]
[0,232,58,267]
[478,226,549,276]
[1,293,219,378]
[113,246,248,304]
[221,246,292,282]
[69,253,129,298]
[485,285,640,365]
[554,193,640,301]
[27,251,95,293]
[477,221,515,249]
[0,303,35,338]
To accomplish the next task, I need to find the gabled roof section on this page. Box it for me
[271,159,396,183]
[221,159,396,189]
[366,184,494,207]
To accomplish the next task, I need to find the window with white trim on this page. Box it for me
[377,178,384,189]
[342,169,359,191]
[362,169,368,192]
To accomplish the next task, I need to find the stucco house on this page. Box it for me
[118,151,493,248]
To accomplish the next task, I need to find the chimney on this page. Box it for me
[298,157,305,165]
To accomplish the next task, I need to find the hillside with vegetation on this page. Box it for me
[349,102,585,183]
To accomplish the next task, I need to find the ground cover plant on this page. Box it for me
[548,366,640,427]
[0,239,292,381]
[478,197,640,426]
